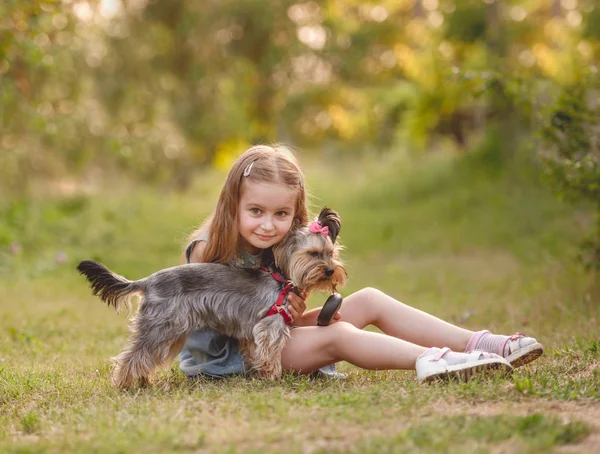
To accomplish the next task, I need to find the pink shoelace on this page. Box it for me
[500,332,525,356]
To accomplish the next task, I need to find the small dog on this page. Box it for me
[77,207,346,388]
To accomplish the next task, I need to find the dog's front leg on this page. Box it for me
[249,317,290,380]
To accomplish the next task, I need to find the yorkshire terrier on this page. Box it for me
[77,207,347,388]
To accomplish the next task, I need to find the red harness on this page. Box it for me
[261,268,294,326]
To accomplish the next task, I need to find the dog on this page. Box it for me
[77,207,347,388]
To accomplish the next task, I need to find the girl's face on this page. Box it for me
[238,181,297,254]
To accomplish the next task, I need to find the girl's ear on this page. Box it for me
[317,207,341,243]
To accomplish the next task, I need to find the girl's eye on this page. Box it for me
[276,211,288,217]
[309,251,319,258]
[250,208,261,215]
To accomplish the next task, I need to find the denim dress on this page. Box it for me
[179,236,343,379]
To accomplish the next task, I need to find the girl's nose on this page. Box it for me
[261,218,274,231]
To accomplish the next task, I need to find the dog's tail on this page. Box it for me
[77,260,145,313]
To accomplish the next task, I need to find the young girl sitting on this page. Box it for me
[179,145,543,382]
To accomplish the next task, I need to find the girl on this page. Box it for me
[180,145,543,382]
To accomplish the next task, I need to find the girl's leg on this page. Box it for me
[280,322,427,374]
[313,288,542,367]
[280,322,511,381]
[324,288,474,351]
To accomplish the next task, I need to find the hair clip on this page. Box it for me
[243,161,255,177]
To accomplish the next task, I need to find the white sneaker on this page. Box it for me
[416,347,513,383]
[502,333,544,368]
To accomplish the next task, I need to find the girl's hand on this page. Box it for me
[330,311,342,323]
[287,291,306,322]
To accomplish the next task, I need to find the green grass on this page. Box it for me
[0,142,598,452]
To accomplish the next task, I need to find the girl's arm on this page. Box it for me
[292,307,320,326]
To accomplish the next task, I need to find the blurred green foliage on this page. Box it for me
[2,0,598,184]
[540,78,600,269]
[0,0,599,266]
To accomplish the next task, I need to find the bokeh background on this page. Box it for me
[2,0,599,193]
[2,0,600,269]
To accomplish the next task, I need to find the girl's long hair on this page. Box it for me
[187,144,308,265]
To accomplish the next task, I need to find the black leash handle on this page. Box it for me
[317,293,343,326]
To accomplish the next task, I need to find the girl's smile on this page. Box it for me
[238,181,297,254]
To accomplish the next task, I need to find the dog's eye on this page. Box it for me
[309,251,320,258]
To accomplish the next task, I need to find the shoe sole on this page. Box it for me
[423,360,513,384]
[506,343,544,368]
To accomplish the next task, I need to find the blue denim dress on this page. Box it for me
[179,236,343,379]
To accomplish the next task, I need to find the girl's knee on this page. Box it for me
[283,323,357,368]
[319,321,357,346]
[322,321,359,359]
[343,287,399,327]
[328,320,357,333]
[347,287,385,304]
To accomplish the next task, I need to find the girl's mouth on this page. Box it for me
[255,233,275,241]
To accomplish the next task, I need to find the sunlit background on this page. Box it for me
[2,0,598,182]
[1,0,599,269]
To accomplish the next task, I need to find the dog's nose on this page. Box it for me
[325,268,334,277]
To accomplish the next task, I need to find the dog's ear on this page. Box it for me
[272,229,297,275]
[317,207,341,243]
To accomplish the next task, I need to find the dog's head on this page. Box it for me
[273,207,347,294]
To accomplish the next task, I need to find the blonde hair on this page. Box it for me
[188,144,308,265]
